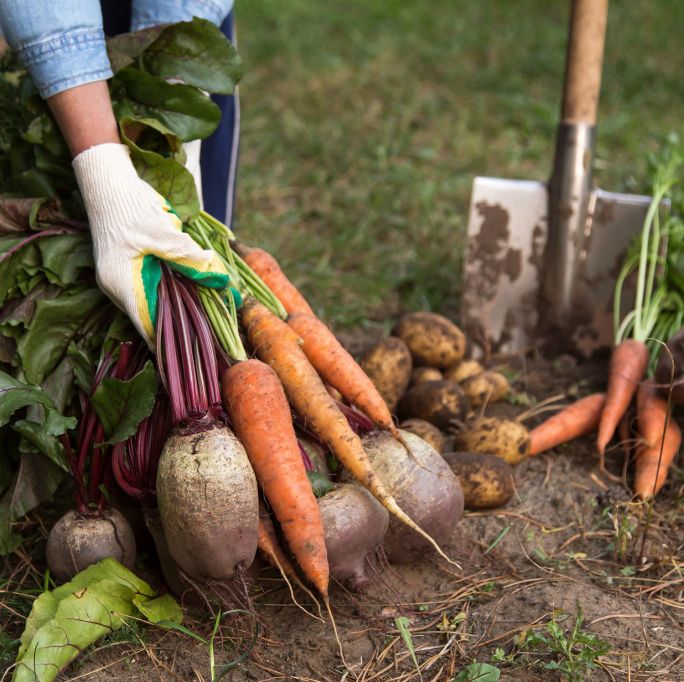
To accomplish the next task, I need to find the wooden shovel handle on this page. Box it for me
[561,0,609,125]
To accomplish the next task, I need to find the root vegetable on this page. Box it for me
[156,425,259,581]
[654,326,684,404]
[443,452,514,509]
[392,312,466,368]
[222,359,329,596]
[398,380,468,429]
[399,418,445,453]
[46,509,136,583]
[444,360,484,384]
[360,337,413,411]
[288,312,400,434]
[236,244,314,315]
[356,430,463,564]
[318,484,389,590]
[453,418,530,465]
[144,508,202,606]
[410,367,443,386]
[461,371,510,406]
[634,380,682,498]
[300,437,331,476]
[529,393,606,456]
[242,299,454,564]
[597,339,649,457]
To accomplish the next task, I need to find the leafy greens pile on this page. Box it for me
[0,19,243,552]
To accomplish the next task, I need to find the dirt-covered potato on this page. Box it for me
[452,418,530,465]
[360,337,413,411]
[443,452,515,509]
[461,371,510,406]
[410,367,443,386]
[398,380,468,429]
[399,418,446,453]
[392,312,466,368]
[444,360,484,384]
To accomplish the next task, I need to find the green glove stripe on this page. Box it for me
[168,262,229,289]
[141,254,162,329]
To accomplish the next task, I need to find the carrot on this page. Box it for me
[235,243,314,316]
[529,393,606,456]
[241,299,456,566]
[222,359,329,597]
[633,379,682,499]
[596,339,649,465]
[287,312,397,435]
[257,505,323,620]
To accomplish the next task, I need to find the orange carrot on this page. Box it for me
[257,505,322,618]
[529,393,606,456]
[240,299,455,565]
[222,359,329,597]
[633,379,682,499]
[236,244,314,316]
[597,339,649,461]
[287,312,397,434]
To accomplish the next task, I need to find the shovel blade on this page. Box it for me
[462,177,652,357]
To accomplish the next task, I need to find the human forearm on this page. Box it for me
[47,81,120,157]
[131,0,234,30]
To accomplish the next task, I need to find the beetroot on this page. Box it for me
[358,430,463,563]
[46,509,135,583]
[318,484,388,590]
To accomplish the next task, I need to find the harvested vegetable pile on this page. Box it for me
[2,18,683,682]
[0,21,476,678]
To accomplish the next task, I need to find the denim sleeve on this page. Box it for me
[0,1,112,99]
[131,0,235,31]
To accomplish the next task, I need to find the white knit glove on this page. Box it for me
[73,143,227,347]
[183,139,204,209]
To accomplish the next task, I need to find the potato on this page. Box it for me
[443,452,515,509]
[398,380,468,429]
[444,359,484,384]
[410,367,443,386]
[452,418,530,465]
[461,371,510,406]
[399,418,446,453]
[360,337,413,411]
[392,312,466,368]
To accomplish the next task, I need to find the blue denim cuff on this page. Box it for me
[131,0,234,31]
[17,28,113,98]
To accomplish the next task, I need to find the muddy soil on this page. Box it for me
[3,354,683,682]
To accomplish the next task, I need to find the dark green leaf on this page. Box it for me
[307,471,333,498]
[453,663,501,682]
[0,452,64,554]
[13,420,67,471]
[0,198,45,234]
[112,67,220,141]
[0,236,41,306]
[37,233,94,285]
[121,122,199,221]
[18,287,107,384]
[91,361,157,445]
[66,342,95,394]
[107,26,166,73]
[0,369,74,432]
[143,18,243,95]
[119,116,185,161]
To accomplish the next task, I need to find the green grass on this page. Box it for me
[234,0,684,327]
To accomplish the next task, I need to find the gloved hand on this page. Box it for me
[73,143,227,347]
